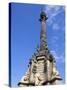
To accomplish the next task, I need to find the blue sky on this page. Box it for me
[10,3,65,87]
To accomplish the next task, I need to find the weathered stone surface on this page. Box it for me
[18,10,62,87]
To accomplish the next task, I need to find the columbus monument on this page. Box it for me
[18,10,62,86]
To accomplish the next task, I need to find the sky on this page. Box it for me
[10,3,65,87]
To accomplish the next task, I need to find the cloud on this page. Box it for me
[45,5,64,22]
[52,23,60,31]
[51,50,65,63]
[49,36,59,48]
[43,5,65,63]
[44,5,65,31]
